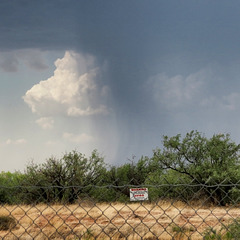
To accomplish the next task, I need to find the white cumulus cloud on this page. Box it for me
[63,132,94,143]
[201,92,240,111]
[221,93,240,111]
[23,51,109,117]
[36,117,54,129]
[6,138,27,145]
[0,49,48,72]
[67,105,108,117]
[148,68,240,116]
[148,70,206,109]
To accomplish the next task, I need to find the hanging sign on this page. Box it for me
[130,188,148,201]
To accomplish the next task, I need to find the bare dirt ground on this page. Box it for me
[0,200,239,239]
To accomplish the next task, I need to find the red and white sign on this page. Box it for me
[130,188,148,201]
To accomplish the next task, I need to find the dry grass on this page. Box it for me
[0,200,239,239]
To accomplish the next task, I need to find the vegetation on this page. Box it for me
[0,216,17,231]
[1,130,240,205]
[171,224,195,239]
[149,131,240,205]
[203,218,240,239]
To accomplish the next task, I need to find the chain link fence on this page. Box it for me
[1,183,240,239]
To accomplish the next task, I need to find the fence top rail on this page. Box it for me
[1,183,240,189]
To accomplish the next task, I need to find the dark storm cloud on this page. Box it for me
[1,1,240,74]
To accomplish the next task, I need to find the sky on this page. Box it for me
[1,0,240,172]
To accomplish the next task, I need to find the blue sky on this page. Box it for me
[1,0,240,171]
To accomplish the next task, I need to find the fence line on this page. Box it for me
[1,184,240,239]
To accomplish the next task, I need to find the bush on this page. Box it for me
[0,216,17,231]
[0,171,24,204]
[19,150,108,204]
[145,169,202,202]
[203,218,240,239]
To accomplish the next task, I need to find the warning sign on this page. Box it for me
[130,188,148,201]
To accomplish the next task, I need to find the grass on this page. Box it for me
[0,200,240,239]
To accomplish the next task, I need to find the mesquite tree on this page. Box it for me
[152,131,240,205]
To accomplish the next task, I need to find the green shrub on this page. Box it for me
[203,228,223,240]
[203,218,240,240]
[0,216,17,231]
[145,169,200,202]
[223,218,240,239]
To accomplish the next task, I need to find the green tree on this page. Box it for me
[63,149,108,202]
[104,156,155,201]
[0,171,24,204]
[21,150,108,203]
[152,131,240,205]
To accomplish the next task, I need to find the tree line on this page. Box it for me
[1,130,240,206]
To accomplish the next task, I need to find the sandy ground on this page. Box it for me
[0,200,240,239]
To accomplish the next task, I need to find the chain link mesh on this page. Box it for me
[1,183,240,239]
